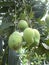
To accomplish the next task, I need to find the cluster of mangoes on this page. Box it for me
[8,20,40,50]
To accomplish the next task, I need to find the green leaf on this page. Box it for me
[29,10,34,19]
[0,22,14,30]
[45,15,49,32]
[19,12,26,20]
[44,37,49,46]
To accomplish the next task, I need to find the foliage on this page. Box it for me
[0,0,49,65]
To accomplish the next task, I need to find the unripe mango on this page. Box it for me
[23,28,34,44]
[23,28,40,46]
[18,20,28,30]
[8,31,22,50]
[33,29,40,46]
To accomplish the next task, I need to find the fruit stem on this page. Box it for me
[14,5,17,31]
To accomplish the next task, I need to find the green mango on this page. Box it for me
[8,31,22,50]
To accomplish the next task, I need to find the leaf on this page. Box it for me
[42,43,49,50]
[29,10,34,19]
[0,22,14,30]
[0,38,2,55]
[19,12,26,20]
[44,36,49,46]
[45,15,49,32]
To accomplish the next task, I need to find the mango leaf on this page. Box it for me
[29,10,34,19]
[44,36,49,46]
[45,15,49,32]
[46,20,49,27]
[0,37,2,56]
[0,22,14,30]
[42,43,49,50]
[2,13,14,23]
[19,12,26,20]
